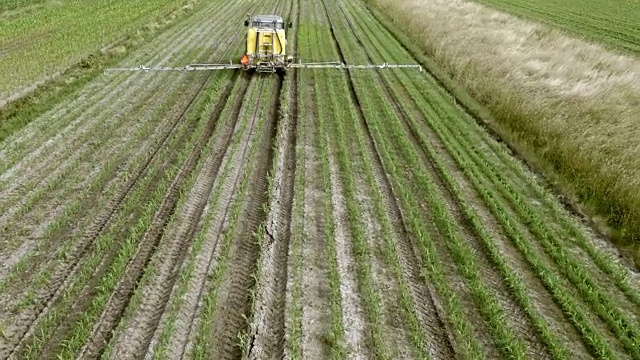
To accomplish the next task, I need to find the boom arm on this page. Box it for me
[104,61,422,74]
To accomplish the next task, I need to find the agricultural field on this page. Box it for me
[0,0,199,106]
[469,0,640,54]
[0,0,639,359]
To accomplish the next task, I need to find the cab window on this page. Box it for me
[251,20,283,29]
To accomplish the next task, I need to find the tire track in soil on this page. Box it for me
[244,0,299,356]
[244,79,296,360]
[142,75,252,360]
[207,76,282,360]
[0,55,223,360]
[295,5,336,356]
[74,71,243,360]
[298,80,332,360]
[153,0,285,354]
[180,78,265,360]
[317,1,456,358]
[324,130,369,359]
[72,19,255,354]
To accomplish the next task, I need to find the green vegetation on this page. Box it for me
[366,0,640,266]
[471,0,640,54]
[0,0,196,97]
[0,0,45,13]
[0,0,201,143]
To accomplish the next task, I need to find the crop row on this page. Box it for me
[0,0,244,280]
[349,0,640,357]
[0,0,272,357]
[301,0,640,357]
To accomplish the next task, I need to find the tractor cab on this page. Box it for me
[244,15,292,29]
[242,15,293,73]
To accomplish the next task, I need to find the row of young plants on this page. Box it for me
[11,67,235,359]
[345,4,589,358]
[102,79,247,360]
[340,4,577,359]
[285,22,307,358]
[324,0,556,357]
[392,45,640,359]
[324,37,438,359]
[144,78,250,360]
[10,75,218,357]
[62,72,235,359]
[0,0,235,202]
[0,69,198,266]
[0,0,240,280]
[97,1,271,353]
[341,2,640,357]
[303,9,363,358]
[188,77,274,360]
[0,1,244,297]
[315,48,389,360]
[0,75,196,302]
[315,12,486,360]
[313,2,437,357]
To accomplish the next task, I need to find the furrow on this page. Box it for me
[244,10,299,355]
[207,77,281,360]
[0,0,242,288]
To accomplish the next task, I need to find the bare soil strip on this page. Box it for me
[298,79,332,360]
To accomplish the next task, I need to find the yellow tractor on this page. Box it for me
[241,15,293,74]
[104,14,422,75]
